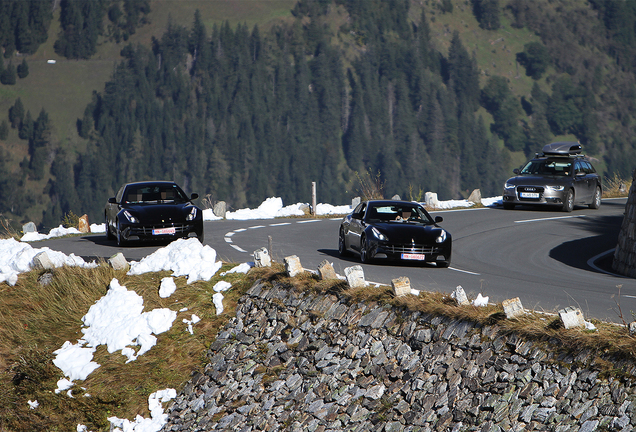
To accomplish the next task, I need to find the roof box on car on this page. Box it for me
[541,141,582,156]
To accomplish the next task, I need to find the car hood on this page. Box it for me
[371,222,446,243]
[505,175,570,187]
[122,202,195,223]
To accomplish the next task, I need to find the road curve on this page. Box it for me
[35,198,634,322]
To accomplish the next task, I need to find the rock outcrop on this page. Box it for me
[613,170,636,277]
[162,281,636,431]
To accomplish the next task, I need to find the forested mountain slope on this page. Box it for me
[0,0,634,229]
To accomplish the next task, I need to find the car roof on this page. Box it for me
[542,141,582,156]
[365,200,422,207]
[124,181,177,188]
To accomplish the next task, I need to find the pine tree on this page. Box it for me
[0,63,16,85]
[17,58,28,79]
[8,98,24,128]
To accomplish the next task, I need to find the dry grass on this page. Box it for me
[0,214,20,240]
[603,173,632,198]
[0,261,254,432]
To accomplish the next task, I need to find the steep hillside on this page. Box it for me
[0,0,632,229]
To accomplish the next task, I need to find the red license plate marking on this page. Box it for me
[402,253,425,260]
[153,227,176,235]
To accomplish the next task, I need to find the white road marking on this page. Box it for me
[234,228,247,232]
[270,222,291,227]
[224,237,232,243]
[449,267,481,275]
[298,219,320,224]
[249,225,265,229]
[225,232,235,237]
[514,215,586,224]
[230,244,247,252]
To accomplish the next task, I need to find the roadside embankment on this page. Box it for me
[161,279,636,431]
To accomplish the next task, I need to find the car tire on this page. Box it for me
[360,236,371,264]
[197,232,205,243]
[338,228,350,256]
[106,215,115,240]
[116,219,127,247]
[503,202,515,210]
[437,260,450,268]
[562,189,574,212]
[589,186,601,209]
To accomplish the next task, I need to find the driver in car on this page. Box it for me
[396,209,411,221]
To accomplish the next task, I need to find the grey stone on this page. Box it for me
[391,276,411,297]
[22,221,37,233]
[467,189,481,204]
[213,201,227,218]
[108,252,129,271]
[318,260,338,280]
[32,251,54,270]
[344,265,366,288]
[502,297,524,319]
[253,247,271,267]
[285,255,304,277]
[559,307,585,329]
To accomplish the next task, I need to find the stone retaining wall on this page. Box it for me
[161,280,636,432]
[613,170,636,277]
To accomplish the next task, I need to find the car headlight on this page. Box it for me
[504,182,515,190]
[123,210,139,223]
[371,227,388,241]
[186,207,197,221]
[436,230,447,243]
[546,185,564,191]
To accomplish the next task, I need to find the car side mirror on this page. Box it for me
[352,212,362,220]
[108,197,117,204]
[513,168,520,175]
[435,216,443,223]
[190,193,199,200]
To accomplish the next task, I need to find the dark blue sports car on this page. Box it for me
[105,181,204,246]
[338,200,451,267]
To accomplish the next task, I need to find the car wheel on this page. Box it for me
[562,189,574,212]
[503,202,515,210]
[116,219,127,246]
[437,260,450,268]
[197,232,205,243]
[360,236,371,264]
[338,228,350,256]
[106,215,115,240]
[589,186,601,209]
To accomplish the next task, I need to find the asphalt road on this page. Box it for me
[36,198,634,322]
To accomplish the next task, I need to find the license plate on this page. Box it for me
[153,227,175,235]
[402,253,425,260]
[520,192,539,198]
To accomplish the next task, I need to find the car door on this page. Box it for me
[347,202,367,252]
[572,161,593,203]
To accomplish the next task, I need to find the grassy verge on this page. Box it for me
[0,262,255,431]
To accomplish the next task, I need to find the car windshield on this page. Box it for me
[366,204,433,224]
[124,184,189,203]
[520,159,572,176]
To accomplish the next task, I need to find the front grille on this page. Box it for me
[130,223,191,236]
[385,244,440,254]
[517,186,544,201]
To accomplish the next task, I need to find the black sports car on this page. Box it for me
[105,181,204,246]
[338,200,452,267]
